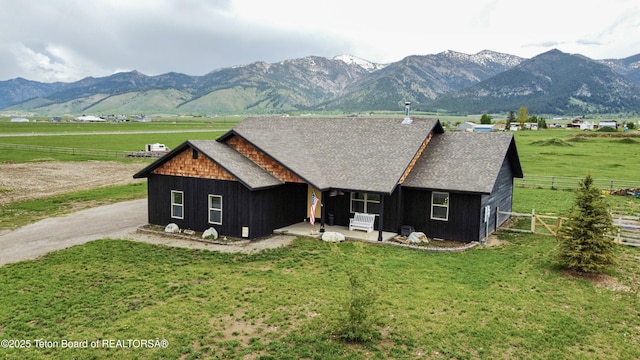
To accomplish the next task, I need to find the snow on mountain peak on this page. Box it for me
[333,54,387,71]
[439,49,523,67]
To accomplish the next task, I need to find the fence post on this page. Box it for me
[610,180,614,192]
[531,209,536,233]
[551,176,555,189]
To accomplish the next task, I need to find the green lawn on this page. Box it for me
[1,118,640,359]
[0,234,638,359]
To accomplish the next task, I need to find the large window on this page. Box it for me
[171,190,184,219]
[431,192,449,221]
[208,195,222,225]
[350,192,381,215]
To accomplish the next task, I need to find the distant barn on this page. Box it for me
[599,120,618,129]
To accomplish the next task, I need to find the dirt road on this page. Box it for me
[0,198,294,267]
[0,161,294,267]
[0,199,147,266]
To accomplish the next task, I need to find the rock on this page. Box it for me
[322,231,345,242]
[164,223,180,233]
[202,227,219,240]
[408,231,428,243]
[183,229,195,235]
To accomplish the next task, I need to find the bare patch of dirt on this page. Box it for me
[562,269,632,293]
[0,161,146,205]
[485,234,510,247]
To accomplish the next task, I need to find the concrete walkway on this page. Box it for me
[274,222,398,242]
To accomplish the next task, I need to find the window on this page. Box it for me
[431,192,449,221]
[350,192,381,215]
[171,190,184,219]
[208,195,222,225]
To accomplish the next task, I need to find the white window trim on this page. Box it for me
[208,194,223,225]
[350,192,380,215]
[431,191,449,221]
[171,190,184,219]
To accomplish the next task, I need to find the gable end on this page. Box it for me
[398,132,434,184]
[225,135,304,183]
[152,146,237,181]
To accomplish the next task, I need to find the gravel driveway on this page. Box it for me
[0,198,294,267]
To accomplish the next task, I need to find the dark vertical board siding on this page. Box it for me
[402,188,481,242]
[146,174,306,239]
[479,157,514,239]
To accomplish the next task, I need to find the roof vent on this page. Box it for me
[401,102,412,125]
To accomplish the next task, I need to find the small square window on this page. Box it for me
[431,192,449,221]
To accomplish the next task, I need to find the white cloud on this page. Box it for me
[0,0,638,82]
[7,43,106,82]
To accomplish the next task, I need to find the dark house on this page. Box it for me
[133,117,523,242]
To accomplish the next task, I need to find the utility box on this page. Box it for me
[401,225,414,237]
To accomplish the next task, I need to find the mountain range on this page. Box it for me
[1,49,639,116]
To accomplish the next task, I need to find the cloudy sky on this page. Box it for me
[1,0,638,82]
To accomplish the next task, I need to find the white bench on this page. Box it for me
[349,212,375,233]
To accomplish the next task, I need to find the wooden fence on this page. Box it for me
[497,208,565,236]
[611,212,640,247]
[515,175,640,192]
[498,208,640,247]
[0,143,130,158]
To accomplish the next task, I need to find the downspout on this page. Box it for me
[378,195,385,241]
[320,190,326,233]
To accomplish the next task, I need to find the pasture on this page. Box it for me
[0,116,639,359]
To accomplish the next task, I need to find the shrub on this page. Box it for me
[331,243,384,343]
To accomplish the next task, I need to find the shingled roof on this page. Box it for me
[134,117,522,196]
[133,140,282,190]
[219,117,444,194]
[402,132,523,194]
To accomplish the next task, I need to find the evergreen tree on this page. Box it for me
[557,174,616,273]
[480,113,492,124]
[506,111,515,128]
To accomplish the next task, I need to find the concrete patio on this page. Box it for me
[273,222,398,242]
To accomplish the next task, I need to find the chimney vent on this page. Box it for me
[401,102,412,124]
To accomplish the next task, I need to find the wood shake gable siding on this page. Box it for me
[398,132,433,185]
[225,136,304,183]
[152,147,236,181]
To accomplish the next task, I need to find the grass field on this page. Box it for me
[1,115,640,359]
[513,128,640,180]
[0,117,241,163]
[2,116,639,179]
[0,234,638,359]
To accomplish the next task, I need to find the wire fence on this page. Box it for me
[515,174,640,193]
[0,143,130,158]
